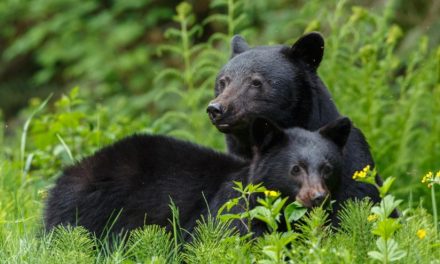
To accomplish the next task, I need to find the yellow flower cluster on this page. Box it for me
[367,214,378,222]
[264,190,279,198]
[421,171,440,188]
[416,229,427,240]
[422,172,433,183]
[353,165,371,180]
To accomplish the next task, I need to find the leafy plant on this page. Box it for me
[126,225,178,263]
[182,216,247,264]
[353,166,405,263]
[218,181,266,234]
[45,226,95,264]
[254,231,298,264]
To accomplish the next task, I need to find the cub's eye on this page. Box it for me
[251,79,262,88]
[291,165,301,175]
[218,79,226,90]
[322,165,333,176]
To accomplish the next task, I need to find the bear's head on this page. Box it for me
[207,32,325,133]
[249,116,351,208]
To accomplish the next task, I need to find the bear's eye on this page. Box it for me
[322,165,332,176]
[251,79,262,88]
[218,79,226,90]
[291,165,301,175]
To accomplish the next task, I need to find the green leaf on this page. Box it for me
[232,181,243,192]
[246,182,264,193]
[256,197,270,207]
[371,195,402,219]
[249,206,272,220]
[367,250,384,261]
[379,177,396,198]
[218,213,242,222]
[271,197,288,215]
[217,197,239,215]
[372,219,401,240]
[261,245,278,261]
[156,44,182,56]
[249,206,278,232]
[154,68,184,83]
[202,14,228,25]
[284,201,308,222]
[387,239,406,261]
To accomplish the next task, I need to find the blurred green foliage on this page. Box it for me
[1,0,439,118]
[0,0,174,117]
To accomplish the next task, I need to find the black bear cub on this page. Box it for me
[44,117,351,237]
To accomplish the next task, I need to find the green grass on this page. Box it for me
[0,0,439,263]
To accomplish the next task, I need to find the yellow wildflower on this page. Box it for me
[353,165,370,180]
[421,171,433,183]
[416,229,427,240]
[264,190,279,198]
[421,171,440,188]
[367,214,378,222]
[353,171,365,180]
[363,165,371,172]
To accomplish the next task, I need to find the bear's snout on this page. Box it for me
[207,102,224,122]
[310,191,328,207]
[206,98,247,132]
[296,185,329,208]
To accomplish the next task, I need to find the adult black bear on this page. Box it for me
[44,117,351,237]
[206,32,386,216]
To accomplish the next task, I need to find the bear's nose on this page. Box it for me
[207,103,224,121]
[311,191,327,207]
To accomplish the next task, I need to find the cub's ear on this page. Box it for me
[319,117,351,149]
[231,35,249,58]
[289,32,324,70]
[251,117,286,153]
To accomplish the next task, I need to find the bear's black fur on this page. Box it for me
[207,32,387,217]
[44,117,351,237]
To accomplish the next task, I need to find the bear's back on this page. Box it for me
[44,134,245,234]
[61,134,243,188]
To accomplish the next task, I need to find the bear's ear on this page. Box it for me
[251,117,286,153]
[231,35,249,58]
[289,32,324,70]
[319,117,351,149]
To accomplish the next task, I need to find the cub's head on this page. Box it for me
[207,32,325,133]
[249,117,351,208]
